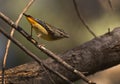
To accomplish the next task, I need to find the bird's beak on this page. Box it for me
[23,13,29,17]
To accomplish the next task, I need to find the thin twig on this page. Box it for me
[72,0,96,37]
[0,28,74,84]
[1,0,35,84]
[0,12,96,84]
[108,0,113,10]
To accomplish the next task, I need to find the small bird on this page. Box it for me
[23,13,69,41]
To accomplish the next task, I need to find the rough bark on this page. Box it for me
[1,27,120,84]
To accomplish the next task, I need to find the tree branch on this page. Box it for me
[0,27,120,84]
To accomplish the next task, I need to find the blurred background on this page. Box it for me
[0,0,120,84]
